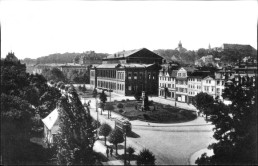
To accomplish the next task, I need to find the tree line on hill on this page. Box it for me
[154,46,257,65]
[41,67,90,84]
[21,52,109,65]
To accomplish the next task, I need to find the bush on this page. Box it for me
[137,148,156,165]
[126,99,130,101]
[119,109,124,113]
[121,99,126,102]
[117,103,124,109]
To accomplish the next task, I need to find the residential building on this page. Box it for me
[90,48,163,96]
[175,67,196,103]
[42,108,60,145]
[158,64,178,100]
[202,76,216,98]
[187,71,210,103]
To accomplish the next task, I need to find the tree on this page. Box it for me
[82,84,87,93]
[192,92,214,120]
[195,79,257,165]
[42,67,66,83]
[127,146,135,164]
[105,104,115,119]
[99,123,112,145]
[197,48,208,58]
[108,128,124,155]
[1,55,55,164]
[117,103,124,109]
[55,91,95,165]
[91,119,101,130]
[134,88,142,101]
[99,90,107,103]
[99,90,107,114]
[78,85,82,91]
[136,148,156,166]
[92,88,98,98]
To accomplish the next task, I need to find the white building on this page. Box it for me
[202,76,216,98]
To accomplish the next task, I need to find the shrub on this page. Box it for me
[126,99,130,101]
[121,99,126,102]
[117,103,124,109]
[119,109,124,113]
[137,148,156,165]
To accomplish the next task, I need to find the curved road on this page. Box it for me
[86,97,214,165]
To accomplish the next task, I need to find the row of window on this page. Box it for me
[204,86,215,92]
[97,81,116,90]
[98,70,116,78]
[188,84,201,89]
[178,72,186,77]
[188,78,202,82]
[128,72,156,80]
[159,76,175,82]
[159,83,175,88]
[176,88,187,93]
[159,90,175,98]
[117,72,125,80]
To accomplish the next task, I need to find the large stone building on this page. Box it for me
[90,48,163,96]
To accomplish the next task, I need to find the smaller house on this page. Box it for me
[42,108,60,145]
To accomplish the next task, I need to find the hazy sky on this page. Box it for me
[1,0,257,59]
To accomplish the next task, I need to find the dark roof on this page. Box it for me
[222,43,255,50]
[105,48,144,59]
[95,63,155,69]
[188,71,211,78]
[181,67,197,72]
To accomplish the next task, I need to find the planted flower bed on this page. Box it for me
[109,100,197,123]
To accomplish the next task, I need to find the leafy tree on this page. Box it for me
[99,102,105,115]
[143,93,149,111]
[134,88,142,101]
[82,84,87,93]
[127,146,135,164]
[42,67,66,83]
[99,123,112,145]
[197,48,208,58]
[38,86,61,118]
[99,90,107,103]
[105,103,115,119]
[117,103,124,109]
[195,79,257,165]
[92,88,98,98]
[136,148,156,166]
[55,90,95,165]
[78,85,82,91]
[192,92,214,120]
[108,128,124,155]
[91,119,101,130]
[1,55,55,164]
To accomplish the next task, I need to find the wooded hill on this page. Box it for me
[21,52,109,65]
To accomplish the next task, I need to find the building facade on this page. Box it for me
[90,48,163,96]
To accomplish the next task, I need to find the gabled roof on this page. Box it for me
[106,48,144,59]
[203,75,215,80]
[42,108,59,130]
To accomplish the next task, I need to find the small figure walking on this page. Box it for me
[110,147,113,157]
[106,147,109,158]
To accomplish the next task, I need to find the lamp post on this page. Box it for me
[96,99,99,139]
[123,125,127,165]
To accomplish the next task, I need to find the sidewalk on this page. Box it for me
[93,140,124,165]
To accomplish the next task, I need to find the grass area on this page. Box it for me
[108,100,197,123]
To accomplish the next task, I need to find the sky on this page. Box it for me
[1,0,257,60]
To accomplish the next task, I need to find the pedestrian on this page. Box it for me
[106,147,109,158]
[110,147,113,157]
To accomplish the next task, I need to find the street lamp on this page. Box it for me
[96,99,99,139]
[108,89,113,118]
[123,124,127,165]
